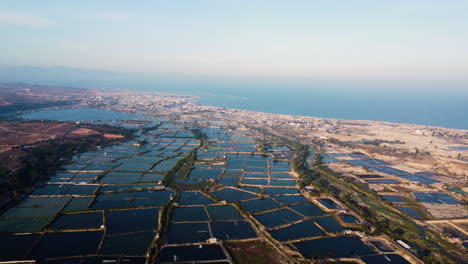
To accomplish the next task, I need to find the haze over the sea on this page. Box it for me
[1,1,467,128]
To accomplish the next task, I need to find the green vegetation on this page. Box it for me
[163,150,196,187]
[190,128,208,147]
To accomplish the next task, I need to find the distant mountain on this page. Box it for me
[0,66,229,94]
[0,66,139,89]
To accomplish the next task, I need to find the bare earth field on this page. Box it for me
[0,121,93,153]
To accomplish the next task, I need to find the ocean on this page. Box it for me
[180,83,468,130]
[3,67,466,129]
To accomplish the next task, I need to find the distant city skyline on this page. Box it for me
[1,1,468,80]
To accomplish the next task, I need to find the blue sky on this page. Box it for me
[1,1,468,80]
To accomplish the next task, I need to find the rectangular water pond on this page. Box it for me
[2,207,63,219]
[240,198,282,213]
[269,167,291,173]
[244,172,269,178]
[245,167,267,173]
[371,166,408,176]
[380,195,406,204]
[317,198,341,209]
[255,209,303,228]
[206,205,243,221]
[91,199,129,210]
[49,212,103,230]
[158,245,227,263]
[32,184,98,196]
[99,231,155,256]
[413,192,459,204]
[270,220,323,241]
[315,216,346,233]
[171,206,209,222]
[270,161,291,167]
[210,221,257,240]
[367,179,401,184]
[151,158,181,172]
[166,223,211,244]
[264,188,299,195]
[240,187,261,193]
[398,207,424,219]
[0,234,41,261]
[0,219,49,233]
[397,174,439,184]
[273,195,307,205]
[223,170,244,177]
[294,236,374,259]
[99,176,140,184]
[270,173,293,179]
[28,231,103,259]
[178,192,214,205]
[114,162,153,172]
[16,196,71,208]
[290,203,325,218]
[106,208,159,234]
[242,178,268,186]
[218,177,239,186]
[339,214,361,224]
[212,188,257,202]
[269,180,296,187]
[361,254,411,264]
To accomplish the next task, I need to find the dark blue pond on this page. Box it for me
[212,188,257,202]
[210,221,257,240]
[361,254,410,264]
[207,206,243,221]
[255,209,303,228]
[318,198,341,209]
[178,192,214,205]
[367,179,400,184]
[380,195,406,203]
[223,169,244,177]
[270,180,296,186]
[398,207,424,219]
[339,214,360,224]
[264,188,299,195]
[106,208,159,234]
[49,212,102,230]
[158,245,226,262]
[315,216,346,233]
[0,234,41,261]
[290,203,325,217]
[171,206,209,222]
[166,223,210,244]
[218,177,239,186]
[274,195,308,205]
[270,220,324,241]
[99,231,155,255]
[240,198,282,213]
[28,231,103,259]
[294,236,374,258]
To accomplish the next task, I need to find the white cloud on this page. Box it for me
[0,10,56,27]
